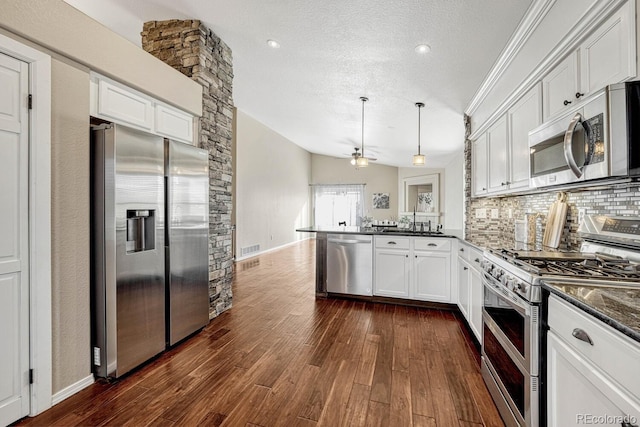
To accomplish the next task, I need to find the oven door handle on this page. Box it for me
[564,112,590,178]
[483,273,530,316]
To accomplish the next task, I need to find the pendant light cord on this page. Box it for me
[360,97,368,156]
[416,102,424,156]
[417,105,421,155]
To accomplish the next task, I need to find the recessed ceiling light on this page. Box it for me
[267,39,281,49]
[415,44,431,54]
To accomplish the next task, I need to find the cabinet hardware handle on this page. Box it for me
[563,100,572,106]
[415,255,417,258]
[460,248,465,252]
[482,187,486,191]
[575,92,584,99]
[463,267,468,271]
[406,255,408,258]
[428,243,437,247]
[572,328,594,345]
[388,241,397,245]
[474,258,480,263]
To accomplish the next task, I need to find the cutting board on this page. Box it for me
[543,192,568,248]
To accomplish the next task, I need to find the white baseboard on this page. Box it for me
[235,237,311,261]
[51,374,94,406]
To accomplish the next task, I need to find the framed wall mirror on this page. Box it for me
[400,173,440,217]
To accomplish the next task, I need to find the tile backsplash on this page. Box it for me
[466,183,640,251]
[463,114,640,250]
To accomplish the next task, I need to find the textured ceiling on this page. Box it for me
[65,0,532,167]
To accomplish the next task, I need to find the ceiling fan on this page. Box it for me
[348,147,377,165]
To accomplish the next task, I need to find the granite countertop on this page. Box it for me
[543,281,640,344]
[296,226,464,239]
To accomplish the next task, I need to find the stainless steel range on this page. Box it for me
[480,215,640,427]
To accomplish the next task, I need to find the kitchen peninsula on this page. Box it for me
[297,226,466,301]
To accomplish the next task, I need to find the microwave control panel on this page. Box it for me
[586,113,605,164]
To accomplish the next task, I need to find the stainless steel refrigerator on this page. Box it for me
[91,124,209,378]
[165,139,210,346]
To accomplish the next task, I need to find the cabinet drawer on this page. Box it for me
[375,236,410,250]
[414,238,451,252]
[458,242,471,261]
[469,247,483,269]
[548,295,640,399]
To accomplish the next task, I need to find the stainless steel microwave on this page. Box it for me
[528,81,640,188]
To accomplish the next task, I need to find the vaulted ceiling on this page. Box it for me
[66,0,532,167]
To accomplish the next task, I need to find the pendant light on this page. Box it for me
[356,96,369,167]
[413,102,426,166]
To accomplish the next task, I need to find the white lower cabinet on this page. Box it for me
[413,251,450,302]
[374,248,410,298]
[457,259,470,319]
[374,236,452,303]
[456,243,483,343]
[469,266,483,342]
[547,295,640,427]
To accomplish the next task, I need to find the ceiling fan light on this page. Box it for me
[356,156,369,167]
[350,157,357,165]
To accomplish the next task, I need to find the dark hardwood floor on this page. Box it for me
[17,239,504,426]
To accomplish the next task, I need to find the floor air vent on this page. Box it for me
[241,244,260,256]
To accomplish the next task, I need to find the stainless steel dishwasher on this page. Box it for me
[326,234,373,296]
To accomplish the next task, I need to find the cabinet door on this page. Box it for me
[374,249,410,298]
[542,52,578,121]
[413,251,451,302]
[487,115,509,193]
[469,267,483,344]
[457,258,470,319]
[547,332,640,427]
[97,78,154,130]
[472,133,488,197]
[580,1,635,97]
[508,83,541,191]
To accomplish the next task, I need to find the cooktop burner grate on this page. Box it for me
[517,258,640,280]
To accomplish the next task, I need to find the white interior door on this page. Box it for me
[0,51,30,426]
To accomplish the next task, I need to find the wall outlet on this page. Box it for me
[491,209,500,219]
[476,208,487,219]
[577,208,587,225]
[508,208,513,219]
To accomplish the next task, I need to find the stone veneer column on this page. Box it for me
[463,114,472,237]
[141,20,233,318]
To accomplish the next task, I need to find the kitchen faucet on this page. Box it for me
[412,207,417,232]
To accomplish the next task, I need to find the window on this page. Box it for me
[311,184,365,227]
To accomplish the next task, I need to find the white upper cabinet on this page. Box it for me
[472,133,488,197]
[487,114,509,193]
[508,83,541,191]
[97,79,154,130]
[473,85,541,196]
[91,73,196,145]
[579,0,636,97]
[542,52,579,121]
[543,1,636,122]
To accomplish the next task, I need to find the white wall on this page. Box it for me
[311,154,399,221]
[444,151,464,230]
[235,110,311,259]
